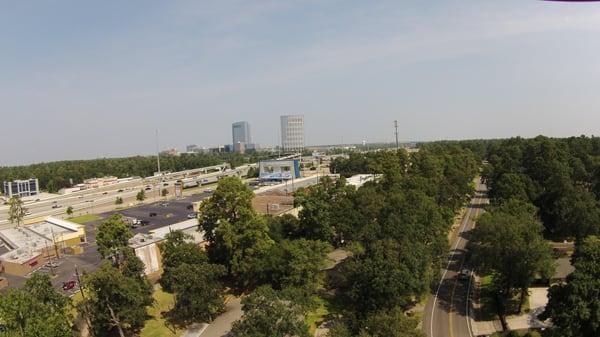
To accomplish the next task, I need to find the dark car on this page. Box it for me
[149,212,157,217]
[140,220,150,226]
[118,189,124,193]
[186,204,193,210]
[145,187,152,191]
[458,268,471,281]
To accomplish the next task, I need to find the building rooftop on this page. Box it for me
[0,217,83,265]
[129,219,204,249]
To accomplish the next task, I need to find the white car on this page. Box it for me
[187,213,197,219]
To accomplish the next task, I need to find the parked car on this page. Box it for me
[187,213,197,219]
[204,188,213,193]
[140,220,150,226]
[62,280,76,291]
[145,186,152,191]
[160,202,169,207]
[117,189,124,193]
[458,268,470,281]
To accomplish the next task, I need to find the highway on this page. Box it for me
[423,180,488,337]
[0,163,256,227]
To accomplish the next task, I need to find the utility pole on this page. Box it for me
[75,264,96,337]
[394,120,399,150]
[156,129,161,176]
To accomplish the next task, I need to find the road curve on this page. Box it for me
[423,180,488,337]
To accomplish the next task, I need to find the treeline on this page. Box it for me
[0,145,479,337]
[0,152,272,193]
[438,135,600,335]
[473,135,600,240]
[299,147,479,336]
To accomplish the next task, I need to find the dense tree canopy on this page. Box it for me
[542,236,600,337]
[168,262,226,325]
[96,214,133,262]
[82,263,153,337]
[470,199,555,315]
[158,231,209,292]
[230,286,311,337]
[0,273,72,337]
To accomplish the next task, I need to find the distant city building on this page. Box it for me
[83,176,118,189]
[3,179,39,198]
[232,121,252,145]
[186,144,199,153]
[280,115,305,152]
[160,148,180,156]
[234,142,246,154]
[224,144,234,153]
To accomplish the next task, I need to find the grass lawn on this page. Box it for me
[305,295,344,334]
[68,214,102,224]
[479,275,498,321]
[140,286,184,337]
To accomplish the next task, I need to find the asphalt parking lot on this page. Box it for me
[1,192,211,293]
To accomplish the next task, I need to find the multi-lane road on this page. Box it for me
[0,163,256,227]
[424,180,488,337]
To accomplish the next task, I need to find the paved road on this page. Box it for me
[423,180,488,337]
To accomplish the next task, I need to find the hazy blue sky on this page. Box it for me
[2,1,600,165]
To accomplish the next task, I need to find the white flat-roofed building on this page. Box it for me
[0,217,86,276]
[129,219,205,277]
[281,115,305,152]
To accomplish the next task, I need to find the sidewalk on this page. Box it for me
[191,296,243,337]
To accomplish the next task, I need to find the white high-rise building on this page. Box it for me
[280,115,304,152]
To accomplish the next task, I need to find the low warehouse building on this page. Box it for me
[0,217,86,276]
[129,219,206,280]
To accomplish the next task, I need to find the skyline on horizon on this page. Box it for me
[3,1,600,165]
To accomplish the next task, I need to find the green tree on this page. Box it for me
[470,199,555,315]
[8,196,26,227]
[66,206,74,216]
[359,307,425,337]
[168,262,226,325]
[96,214,133,263]
[115,196,123,205]
[541,236,600,337]
[259,239,332,290]
[214,215,274,288]
[0,273,72,337]
[230,286,310,337]
[82,263,153,337]
[199,176,255,244]
[159,231,209,293]
[136,189,145,202]
[339,239,431,314]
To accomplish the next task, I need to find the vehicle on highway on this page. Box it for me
[163,182,169,186]
[24,211,32,216]
[160,202,169,207]
[52,204,61,209]
[102,192,108,195]
[186,204,193,210]
[140,220,150,226]
[145,187,152,191]
[187,213,197,219]
[204,188,214,193]
[118,189,124,192]
[149,212,157,217]
[458,268,471,281]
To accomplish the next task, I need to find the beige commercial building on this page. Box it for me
[0,217,86,276]
[129,219,206,281]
